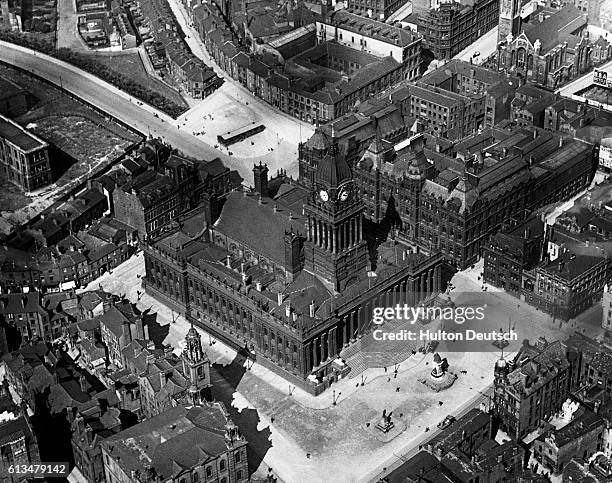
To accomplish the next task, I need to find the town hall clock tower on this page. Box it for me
[304,141,368,292]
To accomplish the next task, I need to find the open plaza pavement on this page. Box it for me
[76,240,607,482]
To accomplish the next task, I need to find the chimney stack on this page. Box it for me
[255,281,262,291]
[226,255,231,268]
[309,300,315,317]
[277,292,283,306]
[292,312,298,322]
[285,304,291,317]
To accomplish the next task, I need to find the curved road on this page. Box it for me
[0,41,266,182]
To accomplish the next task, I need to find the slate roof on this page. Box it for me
[524,6,586,53]
[103,404,235,479]
[326,10,420,48]
[213,187,308,265]
[0,113,47,152]
[0,292,43,315]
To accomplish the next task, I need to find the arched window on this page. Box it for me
[517,48,525,68]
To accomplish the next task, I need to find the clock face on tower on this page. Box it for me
[339,188,350,202]
[319,190,329,202]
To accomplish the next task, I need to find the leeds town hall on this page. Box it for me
[142,136,448,394]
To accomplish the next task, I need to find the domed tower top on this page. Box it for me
[315,151,352,189]
[305,129,331,153]
[183,321,205,364]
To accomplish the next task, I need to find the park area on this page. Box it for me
[82,51,188,110]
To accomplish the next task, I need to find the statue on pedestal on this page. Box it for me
[376,409,395,433]
[431,353,444,379]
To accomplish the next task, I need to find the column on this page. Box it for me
[308,216,313,242]
[328,328,336,359]
[350,312,357,341]
[343,316,349,346]
[324,224,329,250]
[344,222,349,249]
[357,215,361,241]
[319,334,327,363]
[319,221,324,248]
[332,228,337,254]
[312,339,319,367]
[420,273,427,302]
[435,265,441,292]
[428,269,433,294]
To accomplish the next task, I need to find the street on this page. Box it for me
[0,41,299,182]
[165,0,314,170]
[453,26,498,65]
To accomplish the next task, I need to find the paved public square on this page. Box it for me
[77,247,607,482]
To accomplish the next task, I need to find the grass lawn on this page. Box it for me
[83,51,188,109]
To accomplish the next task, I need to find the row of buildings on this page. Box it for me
[134,0,222,97]
[1,138,238,295]
[390,333,612,482]
[189,1,423,122]
[298,61,598,271]
[484,176,612,321]
[0,191,136,294]
[0,286,248,483]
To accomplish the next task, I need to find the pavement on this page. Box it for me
[75,245,608,483]
[56,0,88,50]
[0,41,300,183]
[453,26,498,65]
[387,2,412,23]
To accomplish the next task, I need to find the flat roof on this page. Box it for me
[0,114,47,153]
